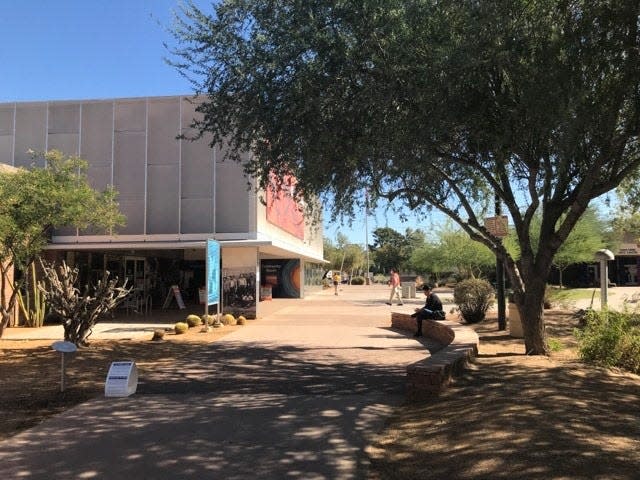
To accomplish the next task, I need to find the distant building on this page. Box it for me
[0,96,326,318]
[550,233,640,287]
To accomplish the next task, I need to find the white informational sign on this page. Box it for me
[52,340,77,353]
[51,341,78,392]
[105,361,138,397]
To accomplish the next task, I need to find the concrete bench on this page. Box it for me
[391,312,479,397]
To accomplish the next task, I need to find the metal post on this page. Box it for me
[60,353,65,392]
[595,249,614,310]
[496,259,506,330]
[365,193,370,285]
[495,197,506,330]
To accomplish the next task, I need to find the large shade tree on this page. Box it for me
[169,0,640,354]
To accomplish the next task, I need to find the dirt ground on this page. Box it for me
[2,310,640,479]
[368,310,640,480]
[0,324,241,440]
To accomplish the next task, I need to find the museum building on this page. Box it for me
[0,95,326,318]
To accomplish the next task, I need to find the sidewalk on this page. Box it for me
[0,284,438,480]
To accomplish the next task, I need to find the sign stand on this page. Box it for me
[161,285,186,310]
[105,361,138,397]
[51,341,77,392]
[204,239,222,330]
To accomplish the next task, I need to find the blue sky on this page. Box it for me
[0,0,435,244]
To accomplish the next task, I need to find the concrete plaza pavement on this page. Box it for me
[0,284,442,480]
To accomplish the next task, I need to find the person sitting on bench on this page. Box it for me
[411,284,445,336]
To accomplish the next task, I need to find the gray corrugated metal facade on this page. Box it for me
[0,96,250,237]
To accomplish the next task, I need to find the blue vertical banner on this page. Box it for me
[206,239,220,305]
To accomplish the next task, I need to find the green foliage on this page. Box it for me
[369,227,425,273]
[436,223,495,279]
[453,279,495,324]
[547,338,564,352]
[576,310,640,374]
[553,210,605,268]
[547,287,597,305]
[174,322,189,335]
[0,150,125,335]
[350,276,365,285]
[409,242,450,286]
[323,237,343,270]
[185,314,202,327]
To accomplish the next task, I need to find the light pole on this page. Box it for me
[364,190,371,284]
[595,249,615,308]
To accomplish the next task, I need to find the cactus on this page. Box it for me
[174,322,189,334]
[185,314,202,327]
[17,261,46,327]
[221,313,236,326]
[237,315,247,325]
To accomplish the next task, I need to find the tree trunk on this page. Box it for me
[0,309,9,338]
[519,279,548,355]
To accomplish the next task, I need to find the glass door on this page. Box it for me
[124,256,147,293]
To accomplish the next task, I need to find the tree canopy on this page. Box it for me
[0,150,125,336]
[369,227,425,273]
[170,0,640,354]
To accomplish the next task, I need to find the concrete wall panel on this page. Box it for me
[48,104,80,134]
[114,100,146,132]
[0,106,14,136]
[147,164,179,233]
[47,133,79,156]
[81,102,113,167]
[216,160,250,233]
[113,131,145,197]
[87,165,112,191]
[117,199,145,235]
[14,105,46,167]
[181,197,213,233]
[0,136,13,165]
[148,98,180,166]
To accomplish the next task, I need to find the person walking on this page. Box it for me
[411,284,445,336]
[386,268,403,305]
[332,271,341,295]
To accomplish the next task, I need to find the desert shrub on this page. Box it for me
[221,313,237,326]
[547,337,563,352]
[350,276,365,285]
[453,278,495,324]
[174,322,189,334]
[237,315,247,325]
[185,314,202,327]
[576,310,640,374]
[373,274,387,284]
